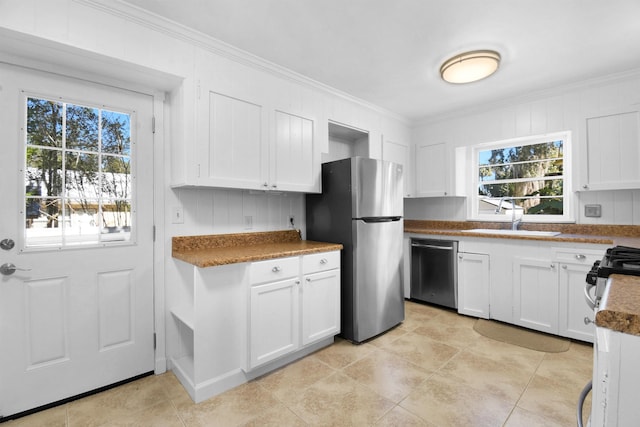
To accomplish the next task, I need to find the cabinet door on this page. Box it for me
[382,137,413,197]
[249,278,299,369]
[301,269,340,346]
[457,253,490,319]
[558,261,595,343]
[512,257,559,334]
[415,142,448,197]
[271,110,319,192]
[203,91,269,189]
[581,109,640,191]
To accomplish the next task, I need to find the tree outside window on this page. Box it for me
[472,132,571,222]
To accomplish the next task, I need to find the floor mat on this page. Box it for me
[473,319,570,353]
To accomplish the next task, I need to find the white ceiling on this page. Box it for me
[121,0,640,121]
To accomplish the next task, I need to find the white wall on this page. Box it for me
[410,72,640,224]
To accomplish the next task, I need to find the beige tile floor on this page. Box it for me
[6,301,593,426]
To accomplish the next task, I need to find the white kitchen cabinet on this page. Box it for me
[247,251,340,370]
[271,110,320,192]
[203,91,268,189]
[171,54,322,192]
[555,247,605,343]
[382,136,413,197]
[579,108,640,191]
[170,249,339,402]
[457,252,490,319]
[512,256,559,334]
[198,89,320,192]
[170,262,248,403]
[414,141,449,197]
[249,277,301,368]
[301,251,341,345]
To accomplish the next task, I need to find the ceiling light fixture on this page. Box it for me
[440,50,501,84]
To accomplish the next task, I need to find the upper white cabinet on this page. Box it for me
[205,91,268,189]
[414,141,450,197]
[579,108,640,191]
[171,52,323,192]
[382,136,413,197]
[271,111,319,192]
[199,87,320,192]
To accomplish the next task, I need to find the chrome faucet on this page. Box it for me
[495,197,521,230]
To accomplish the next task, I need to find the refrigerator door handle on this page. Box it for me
[358,216,402,223]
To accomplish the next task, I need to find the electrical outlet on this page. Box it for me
[244,215,253,229]
[585,204,602,218]
[171,206,184,224]
[288,215,295,228]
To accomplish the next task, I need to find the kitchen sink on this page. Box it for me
[460,229,561,237]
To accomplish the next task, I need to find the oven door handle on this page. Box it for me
[584,281,596,310]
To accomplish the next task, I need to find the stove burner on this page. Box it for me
[598,246,640,278]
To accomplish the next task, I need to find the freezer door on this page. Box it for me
[352,157,403,218]
[352,218,404,342]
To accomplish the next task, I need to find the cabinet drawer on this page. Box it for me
[553,247,605,265]
[303,251,340,274]
[250,256,299,285]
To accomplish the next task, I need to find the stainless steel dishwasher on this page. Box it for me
[410,238,458,309]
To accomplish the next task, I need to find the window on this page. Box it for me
[24,96,134,248]
[471,131,572,222]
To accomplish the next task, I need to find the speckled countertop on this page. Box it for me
[404,219,640,246]
[596,274,640,336]
[172,230,343,268]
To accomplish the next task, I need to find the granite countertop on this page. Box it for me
[404,219,640,246]
[596,274,640,336]
[172,230,343,268]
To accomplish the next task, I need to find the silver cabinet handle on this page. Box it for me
[0,263,31,276]
[575,254,586,260]
[263,182,269,188]
[320,258,328,264]
[306,278,311,282]
[584,317,594,325]
[272,266,281,272]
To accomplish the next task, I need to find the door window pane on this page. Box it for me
[25,96,134,248]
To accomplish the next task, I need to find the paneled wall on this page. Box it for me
[410,71,640,225]
[168,188,306,236]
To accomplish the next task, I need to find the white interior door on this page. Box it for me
[0,63,155,418]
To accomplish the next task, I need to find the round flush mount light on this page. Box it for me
[440,50,501,84]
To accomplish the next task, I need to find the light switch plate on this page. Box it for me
[171,206,184,224]
[585,204,601,218]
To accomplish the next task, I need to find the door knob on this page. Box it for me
[0,263,31,276]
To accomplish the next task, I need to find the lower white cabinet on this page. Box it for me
[556,248,603,343]
[301,269,341,346]
[247,251,340,370]
[457,252,490,319]
[249,275,300,368]
[512,257,559,334]
[170,250,340,403]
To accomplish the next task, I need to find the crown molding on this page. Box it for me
[413,67,640,127]
[74,0,410,124]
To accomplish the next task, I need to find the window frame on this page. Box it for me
[20,91,138,251]
[468,131,573,223]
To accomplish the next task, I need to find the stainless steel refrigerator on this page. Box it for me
[306,157,404,343]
